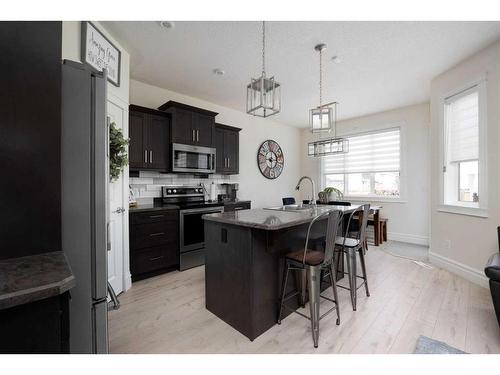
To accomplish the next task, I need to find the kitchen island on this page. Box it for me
[203,205,359,341]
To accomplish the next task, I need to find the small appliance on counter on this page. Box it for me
[129,185,137,208]
[218,183,239,202]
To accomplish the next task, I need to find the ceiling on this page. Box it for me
[103,21,500,127]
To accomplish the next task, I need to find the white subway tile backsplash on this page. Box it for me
[138,190,162,198]
[129,171,240,201]
[130,177,154,185]
[146,184,162,191]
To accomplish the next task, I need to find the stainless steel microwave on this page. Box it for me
[172,143,216,174]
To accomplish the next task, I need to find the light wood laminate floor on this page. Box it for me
[109,243,500,353]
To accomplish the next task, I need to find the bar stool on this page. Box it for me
[334,204,370,311]
[277,210,342,348]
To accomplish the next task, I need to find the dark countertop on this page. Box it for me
[129,203,180,213]
[203,204,361,230]
[0,251,76,310]
[222,200,251,205]
[129,200,251,213]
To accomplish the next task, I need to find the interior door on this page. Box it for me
[107,97,128,295]
[148,114,169,171]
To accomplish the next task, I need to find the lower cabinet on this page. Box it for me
[0,292,70,353]
[130,209,179,281]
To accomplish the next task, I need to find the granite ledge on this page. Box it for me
[129,203,180,213]
[0,251,76,310]
[203,205,361,231]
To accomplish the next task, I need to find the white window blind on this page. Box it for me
[323,128,400,174]
[445,87,478,163]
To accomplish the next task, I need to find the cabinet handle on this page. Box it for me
[192,129,195,142]
[149,232,165,237]
[224,158,227,168]
[149,215,164,219]
[234,207,244,211]
[196,130,199,142]
[144,150,148,163]
[149,256,164,261]
[228,158,230,168]
[150,150,153,164]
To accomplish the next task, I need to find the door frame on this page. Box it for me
[108,91,132,293]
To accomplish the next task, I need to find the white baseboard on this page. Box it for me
[428,250,489,288]
[124,272,132,292]
[387,231,429,246]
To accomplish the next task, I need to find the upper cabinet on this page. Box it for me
[158,101,218,148]
[129,105,170,172]
[215,123,241,175]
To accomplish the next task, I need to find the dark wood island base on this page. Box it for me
[204,206,356,341]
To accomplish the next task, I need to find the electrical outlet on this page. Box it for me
[443,239,451,250]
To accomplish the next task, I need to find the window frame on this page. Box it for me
[438,76,488,218]
[320,125,407,203]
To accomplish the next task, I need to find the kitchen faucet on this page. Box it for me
[295,176,316,206]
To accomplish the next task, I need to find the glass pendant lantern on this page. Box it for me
[308,43,348,157]
[246,21,281,118]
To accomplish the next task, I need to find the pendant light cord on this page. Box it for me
[262,21,266,75]
[319,46,323,109]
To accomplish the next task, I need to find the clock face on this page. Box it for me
[257,140,284,179]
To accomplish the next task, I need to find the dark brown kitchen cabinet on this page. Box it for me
[215,123,241,174]
[129,105,170,172]
[129,208,179,281]
[0,292,70,353]
[158,101,218,148]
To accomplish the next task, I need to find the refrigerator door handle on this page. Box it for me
[106,222,111,251]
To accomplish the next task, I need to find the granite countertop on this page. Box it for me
[203,204,361,230]
[0,251,76,310]
[129,200,251,213]
[129,203,180,213]
[221,200,251,205]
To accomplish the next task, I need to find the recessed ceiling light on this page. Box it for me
[331,55,342,64]
[159,21,175,29]
[213,68,225,76]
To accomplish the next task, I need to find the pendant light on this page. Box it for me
[246,21,281,118]
[308,43,348,157]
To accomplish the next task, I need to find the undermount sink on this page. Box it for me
[264,204,315,212]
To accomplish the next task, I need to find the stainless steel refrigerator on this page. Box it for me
[61,60,109,353]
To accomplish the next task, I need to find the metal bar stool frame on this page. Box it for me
[277,210,343,348]
[334,204,371,311]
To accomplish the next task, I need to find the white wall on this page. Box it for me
[61,21,133,291]
[429,40,500,287]
[129,79,302,209]
[61,21,130,106]
[301,103,431,245]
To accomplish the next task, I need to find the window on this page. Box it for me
[321,128,401,199]
[441,82,486,215]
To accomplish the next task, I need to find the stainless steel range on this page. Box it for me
[162,186,224,271]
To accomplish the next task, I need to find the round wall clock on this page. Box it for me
[257,139,284,179]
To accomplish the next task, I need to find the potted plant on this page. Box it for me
[318,186,343,204]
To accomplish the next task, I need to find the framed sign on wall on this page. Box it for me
[81,21,121,87]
